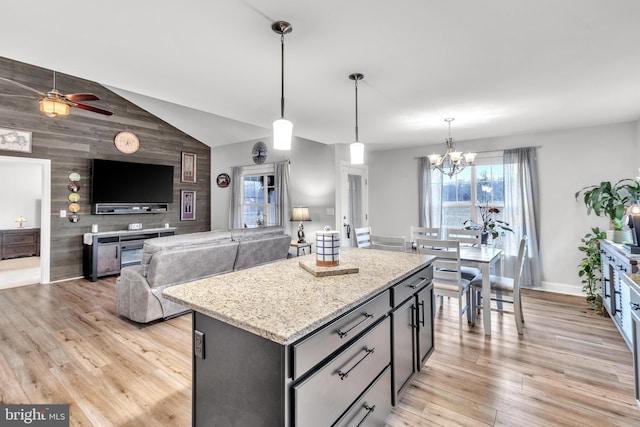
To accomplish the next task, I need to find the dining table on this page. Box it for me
[459,245,503,336]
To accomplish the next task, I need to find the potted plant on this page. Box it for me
[575,179,640,243]
[464,201,513,244]
[577,227,606,314]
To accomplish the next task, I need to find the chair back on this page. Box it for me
[512,236,528,294]
[416,238,462,286]
[354,226,372,248]
[410,226,440,240]
[370,234,407,252]
[446,228,482,246]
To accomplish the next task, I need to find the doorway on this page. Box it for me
[0,155,50,287]
[339,163,368,247]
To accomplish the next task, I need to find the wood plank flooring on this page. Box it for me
[0,278,639,426]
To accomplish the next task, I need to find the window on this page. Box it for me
[241,164,276,228]
[437,161,505,232]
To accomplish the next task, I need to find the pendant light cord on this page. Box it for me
[354,77,359,142]
[280,33,285,118]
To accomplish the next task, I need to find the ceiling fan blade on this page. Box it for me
[73,102,113,116]
[0,93,37,98]
[0,77,46,96]
[65,93,100,102]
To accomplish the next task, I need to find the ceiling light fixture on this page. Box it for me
[349,73,364,165]
[272,21,293,150]
[427,118,476,177]
[38,71,70,117]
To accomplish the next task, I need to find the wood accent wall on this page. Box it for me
[0,57,211,282]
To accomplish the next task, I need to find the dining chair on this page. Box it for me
[444,228,482,281]
[416,238,471,336]
[470,236,528,334]
[410,226,440,242]
[370,234,406,252]
[354,226,372,248]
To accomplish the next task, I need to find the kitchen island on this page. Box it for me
[164,248,434,426]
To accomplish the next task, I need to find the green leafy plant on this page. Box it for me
[578,227,606,314]
[575,179,640,230]
[463,201,513,240]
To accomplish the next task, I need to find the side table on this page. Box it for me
[290,240,313,257]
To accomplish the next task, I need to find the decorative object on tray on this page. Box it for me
[299,258,358,277]
[252,141,268,164]
[216,173,230,188]
[181,190,196,220]
[0,127,32,153]
[181,152,197,183]
[291,206,311,242]
[316,226,340,267]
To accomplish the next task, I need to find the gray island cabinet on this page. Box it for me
[164,248,434,427]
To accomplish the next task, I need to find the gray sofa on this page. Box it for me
[116,226,291,323]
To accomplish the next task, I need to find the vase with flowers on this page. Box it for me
[463,201,513,244]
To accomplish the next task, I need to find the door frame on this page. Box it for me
[336,161,369,247]
[0,155,51,284]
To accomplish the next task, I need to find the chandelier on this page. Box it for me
[427,118,476,177]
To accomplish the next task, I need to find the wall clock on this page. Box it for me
[114,131,140,154]
[252,141,268,164]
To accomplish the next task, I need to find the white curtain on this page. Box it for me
[418,157,442,228]
[504,147,542,287]
[274,160,291,227]
[229,166,243,229]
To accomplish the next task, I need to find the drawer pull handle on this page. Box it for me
[408,277,429,290]
[337,347,375,380]
[631,302,640,311]
[355,404,376,427]
[337,313,374,338]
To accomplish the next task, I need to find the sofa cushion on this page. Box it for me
[146,241,239,288]
[234,234,291,271]
[141,230,232,276]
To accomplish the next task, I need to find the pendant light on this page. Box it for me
[272,21,293,150]
[349,73,364,165]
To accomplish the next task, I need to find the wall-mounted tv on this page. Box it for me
[91,159,174,205]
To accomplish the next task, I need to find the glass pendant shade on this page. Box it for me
[273,117,293,150]
[350,141,364,165]
[39,98,70,117]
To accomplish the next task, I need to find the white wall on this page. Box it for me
[0,160,42,229]
[368,121,639,294]
[211,135,336,239]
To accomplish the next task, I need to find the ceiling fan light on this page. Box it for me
[39,98,69,117]
[273,117,293,150]
[350,142,364,165]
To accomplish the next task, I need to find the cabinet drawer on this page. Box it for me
[3,244,37,258]
[4,232,37,245]
[333,365,392,427]
[391,265,432,307]
[293,317,391,427]
[292,290,390,379]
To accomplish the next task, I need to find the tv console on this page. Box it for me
[94,203,169,215]
[83,227,175,281]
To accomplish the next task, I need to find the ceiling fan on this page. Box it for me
[0,71,113,117]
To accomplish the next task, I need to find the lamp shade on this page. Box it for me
[39,98,70,117]
[350,142,364,165]
[290,206,311,221]
[273,118,293,150]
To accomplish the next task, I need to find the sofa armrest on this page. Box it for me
[116,266,165,323]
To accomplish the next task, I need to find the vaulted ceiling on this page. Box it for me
[2,1,640,150]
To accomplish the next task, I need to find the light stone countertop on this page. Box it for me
[163,248,433,345]
[625,273,640,294]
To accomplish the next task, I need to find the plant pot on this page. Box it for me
[611,229,633,244]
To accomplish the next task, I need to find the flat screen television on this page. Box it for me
[91,159,174,205]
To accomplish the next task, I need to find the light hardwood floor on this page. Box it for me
[1,278,639,426]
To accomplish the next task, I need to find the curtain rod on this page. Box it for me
[414,145,542,160]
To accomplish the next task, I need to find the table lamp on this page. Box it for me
[290,207,311,243]
[16,216,26,228]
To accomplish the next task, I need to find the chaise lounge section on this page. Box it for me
[116,226,291,323]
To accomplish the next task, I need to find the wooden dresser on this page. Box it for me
[0,228,41,260]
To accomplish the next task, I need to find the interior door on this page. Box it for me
[340,164,368,247]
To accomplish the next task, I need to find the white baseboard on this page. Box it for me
[537,281,583,297]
